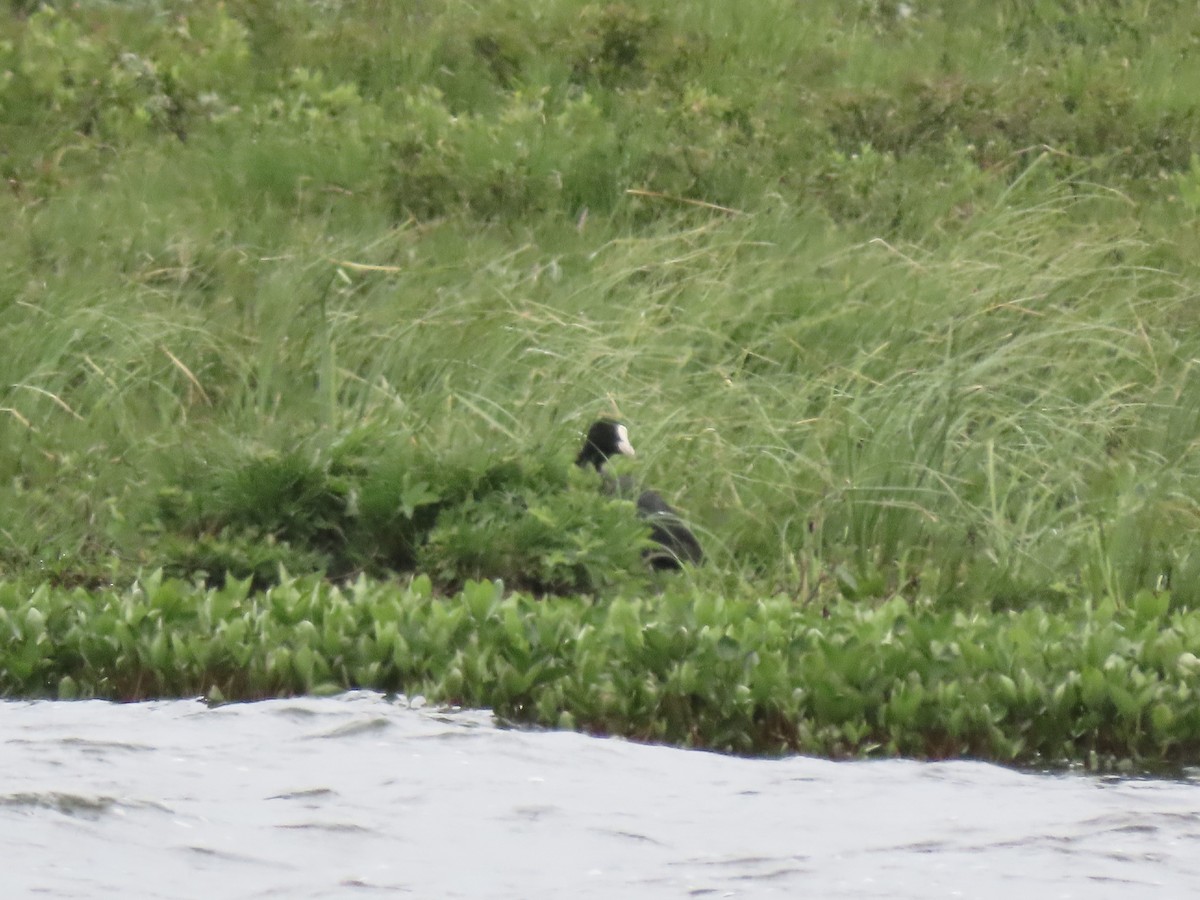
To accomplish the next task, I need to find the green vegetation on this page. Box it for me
[5,0,1200,766]
[4,571,1200,769]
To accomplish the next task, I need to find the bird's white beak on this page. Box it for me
[619,424,638,458]
[615,424,636,457]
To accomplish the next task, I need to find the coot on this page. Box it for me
[575,419,704,570]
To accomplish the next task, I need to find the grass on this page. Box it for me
[5,0,1200,763]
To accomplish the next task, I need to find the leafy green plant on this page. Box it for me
[419,482,649,593]
[5,572,1200,770]
[148,431,659,593]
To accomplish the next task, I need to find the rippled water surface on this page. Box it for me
[4,694,1200,898]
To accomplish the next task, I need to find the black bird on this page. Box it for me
[575,419,704,570]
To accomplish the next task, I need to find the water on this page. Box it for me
[3,694,1199,899]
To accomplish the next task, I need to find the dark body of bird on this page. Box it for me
[575,420,704,570]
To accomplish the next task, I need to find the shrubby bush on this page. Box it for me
[153,429,653,595]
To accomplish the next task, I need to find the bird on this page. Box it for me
[575,419,704,570]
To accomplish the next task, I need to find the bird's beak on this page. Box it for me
[616,424,636,457]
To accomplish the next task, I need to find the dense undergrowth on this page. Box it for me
[6,0,1200,765]
[5,571,1200,770]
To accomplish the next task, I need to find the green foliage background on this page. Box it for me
[6,0,1200,765]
